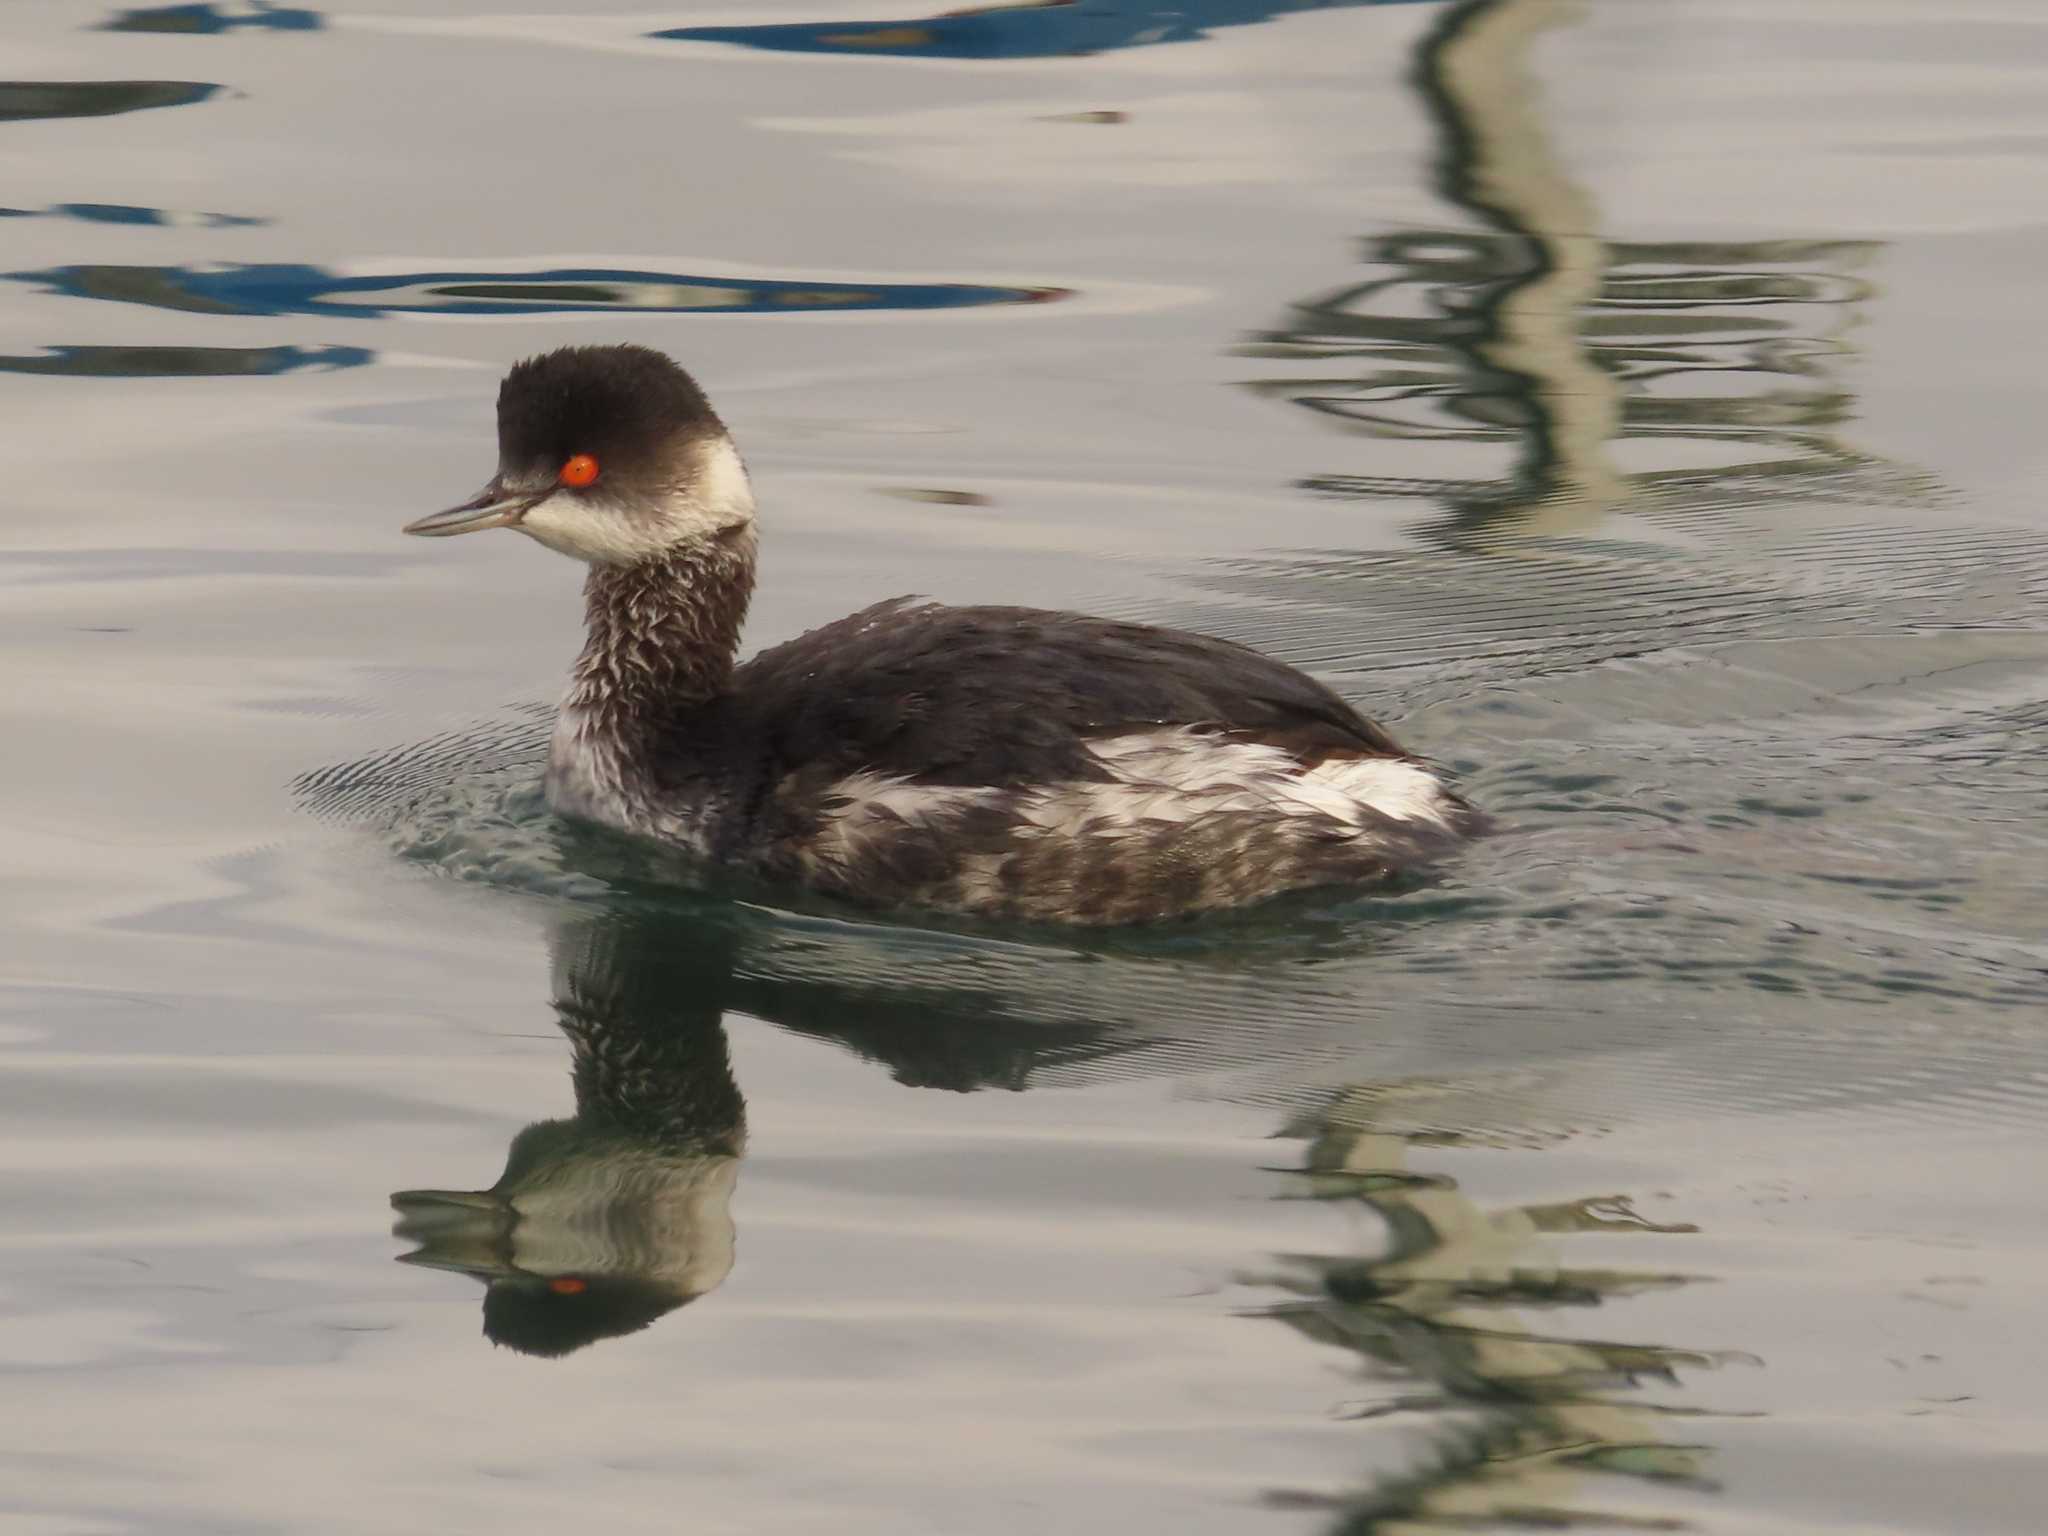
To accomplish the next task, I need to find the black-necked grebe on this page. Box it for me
[404,344,1484,923]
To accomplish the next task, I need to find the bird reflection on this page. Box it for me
[394,912,747,1357]
[391,899,1143,1355]
[391,896,1742,1527]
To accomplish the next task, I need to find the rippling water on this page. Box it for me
[4,1,2045,1532]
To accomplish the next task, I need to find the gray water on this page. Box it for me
[4,1,2046,1531]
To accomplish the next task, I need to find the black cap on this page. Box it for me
[496,344,726,486]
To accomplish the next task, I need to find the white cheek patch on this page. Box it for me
[514,436,758,566]
[690,437,755,527]
[519,489,678,565]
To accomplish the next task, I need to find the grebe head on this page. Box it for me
[403,344,753,564]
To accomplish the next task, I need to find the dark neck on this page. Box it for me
[568,526,757,733]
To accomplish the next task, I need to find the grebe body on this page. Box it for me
[406,346,1484,924]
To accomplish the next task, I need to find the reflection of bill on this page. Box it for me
[657,0,1437,60]
[11,261,1069,319]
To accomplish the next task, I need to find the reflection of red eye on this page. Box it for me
[548,1277,588,1296]
[559,454,599,489]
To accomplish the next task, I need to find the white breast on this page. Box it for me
[543,703,718,857]
[544,703,633,828]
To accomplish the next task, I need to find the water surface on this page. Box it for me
[4,1,2046,1531]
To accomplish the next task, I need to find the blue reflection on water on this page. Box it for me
[0,202,265,228]
[100,2,321,32]
[9,262,1070,319]
[658,0,1437,60]
[0,343,371,377]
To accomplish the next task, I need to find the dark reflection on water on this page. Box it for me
[394,911,748,1358]
[388,899,1164,1356]
[659,0,1435,59]
[0,80,221,122]
[1257,1085,1741,1532]
[367,843,1757,1523]
[11,261,1068,319]
[0,201,264,228]
[0,343,370,377]
[100,1,321,31]
[1237,0,1936,540]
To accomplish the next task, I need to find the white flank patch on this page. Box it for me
[1301,755,1459,831]
[1081,728,1459,833]
[810,728,1458,866]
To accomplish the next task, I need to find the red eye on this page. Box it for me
[559,454,599,489]
[548,1277,588,1296]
